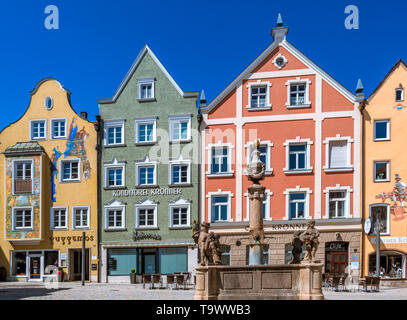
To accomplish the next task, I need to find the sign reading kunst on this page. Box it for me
[112,188,182,197]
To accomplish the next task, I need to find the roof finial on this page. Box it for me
[277,13,283,27]
[356,79,364,94]
[200,90,207,107]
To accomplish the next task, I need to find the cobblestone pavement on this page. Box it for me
[0,282,406,300]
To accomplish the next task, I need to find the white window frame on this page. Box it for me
[206,141,234,177]
[285,78,311,108]
[72,206,90,230]
[169,197,191,228]
[12,159,34,195]
[244,190,273,221]
[206,190,234,222]
[30,119,47,141]
[104,157,126,188]
[135,156,157,186]
[135,198,158,229]
[12,207,34,231]
[60,158,81,182]
[283,137,313,174]
[283,186,312,220]
[272,53,288,69]
[169,155,191,185]
[50,118,67,140]
[169,115,192,142]
[323,135,354,172]
[104,119,125,146]
[374,120,390,141]
[246,80,272,110]
[245,140,273,174]
[396,88,404,102]
[104,200,126,230]
[369,204,391,236]
[323,185,352,219]
[374,161,390,182]
[138,78,155,100]
[135,117,157,144]
[50,207,68,230]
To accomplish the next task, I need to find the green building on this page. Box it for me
[98,45,201,283]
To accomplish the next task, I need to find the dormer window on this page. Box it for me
[138,78,155,101]
[396,88,404,102]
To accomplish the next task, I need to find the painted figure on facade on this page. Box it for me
[375,173,407,220]
[290,230,303,264]
[299,220,320,263]
[51,118,91,202]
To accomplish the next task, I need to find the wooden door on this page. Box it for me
[326,251,348,275]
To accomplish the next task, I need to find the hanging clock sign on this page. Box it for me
[364,218,373,235]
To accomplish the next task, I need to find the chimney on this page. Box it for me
[271,13,289,44]
[80,111,88,120]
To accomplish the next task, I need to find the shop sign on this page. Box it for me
[325,242,349,252]
[49,235,94,245]
[91,264,98,271]
[370,237,407,244]
[133,231,162,241]
[269,223,307,231]
[112,188,182,197]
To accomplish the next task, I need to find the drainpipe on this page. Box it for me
[95,115,103,283]
[359,98,366,278]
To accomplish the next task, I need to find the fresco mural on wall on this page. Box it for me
[51,117,92,202]
[5,156,41,240]
[375,173,407,221]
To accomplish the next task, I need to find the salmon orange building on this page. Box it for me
[200,16,364,276]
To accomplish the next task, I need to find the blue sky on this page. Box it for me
[0,0,405,130]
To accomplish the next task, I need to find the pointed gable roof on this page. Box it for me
[98,45,199,104]
[201,37,358,114]
[366,59,407,104]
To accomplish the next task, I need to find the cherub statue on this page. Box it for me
[299,220,320,263]
[198,222,211,266]
[192,220,200,244]
[290,230,303,264]
[208,232,223,265]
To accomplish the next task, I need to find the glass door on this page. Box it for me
[144,254,156,274]
[28,254,42,281]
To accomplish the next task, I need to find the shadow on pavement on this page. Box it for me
[0,286,70,300]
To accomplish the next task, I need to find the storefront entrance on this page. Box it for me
[325,242,349,276]
[68,249,89,281]
[369,251,406,279]
[28,254,42,281]
[140,249,158,274]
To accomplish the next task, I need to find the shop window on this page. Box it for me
[108,249,138,276]
[369,252,405,279]
[159,248,187,274]
[44,251,59,275]
[285,243,306,264]
[219,245,231,265]
[12,252,27,276]
[246,244,269,265]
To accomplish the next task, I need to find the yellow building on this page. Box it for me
[0,78,99,282]
[361,60,407,282]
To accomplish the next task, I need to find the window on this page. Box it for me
[374,161,390,182]
[374,120,390,141]
[396,88,404,101]
[73,207,90,229]
[246,140,273,174]
[171,207,189,227]
[51,207,68,229]
[273,54,287,69]
[323,136,353,172]
[159,248,188,274]
[138,79,154,100]
[12,252,27,276]
[370,205,389,235]
[289,144,307,170]
[289,193,306,219]
[108,248,138,276]
[45,96,53,110]
[13,208,33,230]
[104,120,124,146]
[286,79,311,108]
[251,86,267,108]
[135,198,157,228]
[211,196,229,222]
[61,159,80,182]
[329,191,346,218]
[211,147,229,174]
[13,160,32,194]
[170,116,191,142]
[106,209,124,229]
[138,166,155,186]
[220,245,231,265]
[51,119,67,139]
[135,118,156,144]
[107,168,123,187]
[171,164,189,184]
[30,120,46,140]
[246,244,269,265]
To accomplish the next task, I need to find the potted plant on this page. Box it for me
[57,267,64,282]
[130,268,136,284]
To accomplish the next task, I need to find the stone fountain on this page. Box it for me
[194,140,324,300]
